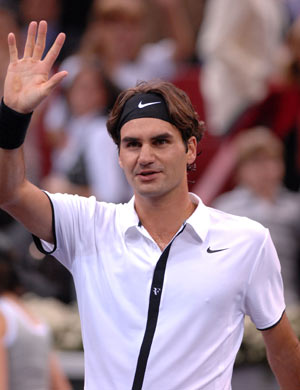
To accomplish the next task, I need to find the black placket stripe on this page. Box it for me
[132,225,186,390]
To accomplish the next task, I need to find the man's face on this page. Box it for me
[118,118,197,200]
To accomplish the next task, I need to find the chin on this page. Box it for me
[136,185,177,200]
[134,186,165,198]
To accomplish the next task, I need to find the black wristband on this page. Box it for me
[0,98,33,149]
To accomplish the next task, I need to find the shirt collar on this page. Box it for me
[120,196,140,234]
[120,193,210,242]
[185,193,210,243]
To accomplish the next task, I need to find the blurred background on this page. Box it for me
[0,0,300,388]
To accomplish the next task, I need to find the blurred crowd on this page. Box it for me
[0,0,300,373]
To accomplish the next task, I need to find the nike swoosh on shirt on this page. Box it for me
[207,247,229,253]
[138,101,161,109]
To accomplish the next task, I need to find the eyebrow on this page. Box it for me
[121,136,139,144]
[121,132,173,144]
[152,133,173,141]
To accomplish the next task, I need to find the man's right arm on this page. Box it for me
[0,20,67,243]
[0,148,53,243]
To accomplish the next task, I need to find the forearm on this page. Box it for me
[0,97,32,206]
[265,325,300,389]
[0,147,26,207]
[267,343,300,389]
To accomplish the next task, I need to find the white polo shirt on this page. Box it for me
[39,192,285,390]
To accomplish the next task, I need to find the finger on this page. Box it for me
[7,33,18,62]
[32,20,47,61]
[43,32,66,69]
[43,70,68,96]
[24,21,37,58]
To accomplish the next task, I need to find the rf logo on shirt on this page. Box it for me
[153,287,161,295]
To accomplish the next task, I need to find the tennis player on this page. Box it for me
[0,21,299,390]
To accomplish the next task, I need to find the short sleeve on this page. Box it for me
[244,230,286,330]
[36,192,98,272]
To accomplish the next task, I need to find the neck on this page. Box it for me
[134,189,196,249]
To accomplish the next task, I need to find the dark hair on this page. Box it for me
[0,235,22,295]
[106,80,205,148]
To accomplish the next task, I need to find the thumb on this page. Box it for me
[43,70,68,96]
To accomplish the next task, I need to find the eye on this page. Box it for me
[126,141,141,148]
[154,138,169,146]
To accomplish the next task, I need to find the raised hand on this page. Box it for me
[3,20,68,114]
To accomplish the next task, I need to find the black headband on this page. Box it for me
[117,92,172,132]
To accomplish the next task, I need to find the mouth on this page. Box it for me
[140,171,157,176]
[136,170,161,180]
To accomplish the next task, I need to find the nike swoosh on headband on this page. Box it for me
[138,101,162,109]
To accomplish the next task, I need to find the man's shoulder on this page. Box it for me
[203,207,270,260]
[46,192,127,220]
[189,192,267,246]
[207,203,268,240]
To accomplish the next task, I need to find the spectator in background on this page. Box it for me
[228,15,300,192]
[213,127,300,306]
[0,234,71,390]
[42,60,131,203]
[17,0,62,54]
[62,0,195,91]
[196,0,287,135]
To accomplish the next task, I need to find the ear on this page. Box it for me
[186,136,197,165]
[118,155,123,169]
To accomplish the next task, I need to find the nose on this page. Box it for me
[138,144,155,166]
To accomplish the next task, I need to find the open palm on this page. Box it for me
[4,20,67,114]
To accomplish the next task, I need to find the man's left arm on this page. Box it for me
[262,312,300,389]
